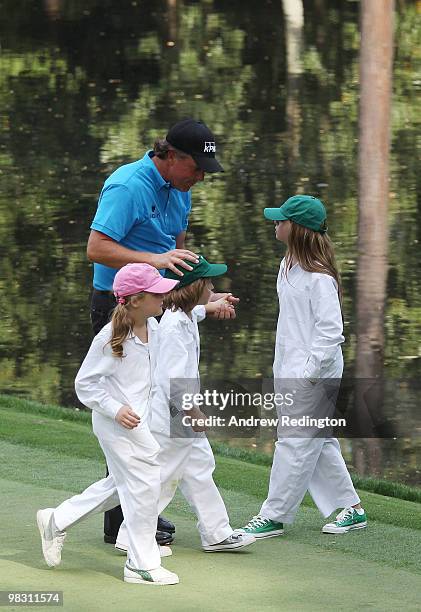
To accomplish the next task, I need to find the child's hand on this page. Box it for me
[205,294,237,320]
[115,405,141,429]
[185,406,207,432]
[214,302,236,319]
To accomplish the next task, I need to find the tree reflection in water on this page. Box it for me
[0,0,419,484]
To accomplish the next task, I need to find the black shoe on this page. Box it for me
[105,530,174,545]
[104,533,116,544]
[156,530,174,545]
[158,515,176,534]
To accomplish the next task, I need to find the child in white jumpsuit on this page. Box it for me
[116,255,255,553]
[37,263,180,585]
[240,196,367,538]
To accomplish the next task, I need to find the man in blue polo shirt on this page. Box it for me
[87,118,224,334]
[86,118,227,547]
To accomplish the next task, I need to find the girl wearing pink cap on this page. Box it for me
[37,263,180,586]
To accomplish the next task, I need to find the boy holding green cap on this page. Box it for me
[115,256,256,555]
[239,195,367,538]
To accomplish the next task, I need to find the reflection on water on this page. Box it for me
[0,0,420,484]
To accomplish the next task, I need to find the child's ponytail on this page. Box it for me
[109,301,135,358]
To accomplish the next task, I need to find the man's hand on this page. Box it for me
[205,294,237,320]
[210,292,240,306]
[149,249,199,275]
[115,405,141,429]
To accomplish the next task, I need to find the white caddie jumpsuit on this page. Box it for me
[52,319,162,571]
[259,260,360,523]
[117,306,233,548]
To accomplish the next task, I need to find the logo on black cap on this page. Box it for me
[166,119,224,173]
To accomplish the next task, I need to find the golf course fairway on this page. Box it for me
[0,398,420,611]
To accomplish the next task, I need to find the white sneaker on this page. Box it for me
[124,562,179,585]
[115,542,172,558]
[202,532,256,552]
[36,508,66,567]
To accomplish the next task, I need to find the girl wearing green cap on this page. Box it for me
[116,256,256,555]
[239,195,367,538]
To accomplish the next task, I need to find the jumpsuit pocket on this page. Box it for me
[302,354,319,385]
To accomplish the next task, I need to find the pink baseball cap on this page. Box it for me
[113,263,179,302]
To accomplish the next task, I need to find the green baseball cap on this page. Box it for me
[165,255,227,288]
[264,195,328,233]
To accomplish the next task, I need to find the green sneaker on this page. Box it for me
[238,515,284,539]
[322,507,367,534]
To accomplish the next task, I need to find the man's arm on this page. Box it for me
[87,230,156,268]
[87,230,198,275]
[175,231,186,250]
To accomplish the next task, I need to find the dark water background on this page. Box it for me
[0,0,420,484]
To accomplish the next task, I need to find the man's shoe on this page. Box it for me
[115,542,172,558]
[36,508,66,567]
[105,530,173,546]
[203,532,256,552]
[238,515,284,539]
[158,516,175,534]
[156,530,174,545]
[104,534,116,544]
[124,562,179,585]
[322,507,367,534]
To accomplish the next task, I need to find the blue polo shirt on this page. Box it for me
[91,151,192,290]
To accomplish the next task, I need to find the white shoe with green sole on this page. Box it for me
[124,562,179,585]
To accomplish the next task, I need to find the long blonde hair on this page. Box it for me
[284,222,343,303]
[108,293,144,358]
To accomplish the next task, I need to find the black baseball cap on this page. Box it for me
[166,118,224,173]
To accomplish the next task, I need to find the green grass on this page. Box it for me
[0,394,92,424]
[211,441,421,504]
[3,474,421,612]
[2,394,420,504]
[1,395,421,610]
